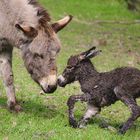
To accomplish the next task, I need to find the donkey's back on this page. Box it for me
[0,0,39,46]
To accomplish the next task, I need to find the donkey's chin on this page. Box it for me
[39,76,57,93]
[41,85,57,93]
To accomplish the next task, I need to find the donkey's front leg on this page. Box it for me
[0,56,21,112]
[67,94,91,128]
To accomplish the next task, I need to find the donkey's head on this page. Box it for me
[15,15,72,93]
[58,47,101,87]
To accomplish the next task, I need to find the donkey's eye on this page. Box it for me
[39,55,44,59]
[34,54,44,59]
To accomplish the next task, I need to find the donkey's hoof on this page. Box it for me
[14,104,22,112]
[8,102,22,113]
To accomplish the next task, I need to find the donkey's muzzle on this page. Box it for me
[43,85,57,93]
[39,75,57,93]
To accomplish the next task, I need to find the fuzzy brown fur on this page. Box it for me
[58,47,140,134]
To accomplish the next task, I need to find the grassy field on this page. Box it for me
[0,0,140,139]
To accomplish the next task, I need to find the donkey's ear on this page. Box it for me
[79,47,101,60]
[15,24,38,38]
[51,15,73,33]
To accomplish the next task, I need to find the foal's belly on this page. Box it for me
[100,92,118,107]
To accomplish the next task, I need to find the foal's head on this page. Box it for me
[58,47,101,87]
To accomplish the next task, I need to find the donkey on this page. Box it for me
[0,0,72,111]
[58,47,140,134]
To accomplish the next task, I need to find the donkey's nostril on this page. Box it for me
[46,85,57,93]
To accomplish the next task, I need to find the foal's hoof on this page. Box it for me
[118,129,126,135]
[78,123,87,129]
[69,118,78,128]
[78,120,87,129]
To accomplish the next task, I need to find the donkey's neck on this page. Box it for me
[76,59,99,84]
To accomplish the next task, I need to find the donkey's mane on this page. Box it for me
[0,0,53,46]
[28,0,53,35]
[28,0,51,24]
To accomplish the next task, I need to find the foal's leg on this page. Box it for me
[78,103,100,128]
[114,87,140,134]
[67,94,91,128]
[0,50,21,112]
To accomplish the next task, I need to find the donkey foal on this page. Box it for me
[58,47,140,134]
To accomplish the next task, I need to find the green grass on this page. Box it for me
[0,0,140,139]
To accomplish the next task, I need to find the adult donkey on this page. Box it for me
[0,0,72,111]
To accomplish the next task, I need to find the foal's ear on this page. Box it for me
[15,24,38,38]
[51,15,73,33]
[79,47,101,60]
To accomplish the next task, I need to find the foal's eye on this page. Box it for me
[67,66,72,69]
[67,66,74,71]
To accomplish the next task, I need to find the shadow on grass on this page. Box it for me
[0,97,61,120]
[88,116,140,132]
[74,113,140,132]
[0,98,7,109]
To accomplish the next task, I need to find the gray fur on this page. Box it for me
[0,0,72,111]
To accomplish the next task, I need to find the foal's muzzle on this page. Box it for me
[57,75,67,87]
